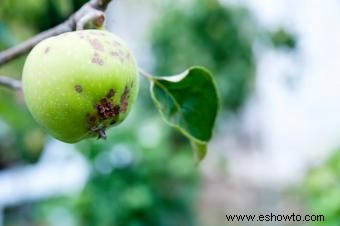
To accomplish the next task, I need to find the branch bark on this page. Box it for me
[0,0,113,66]
[0,76,22,90]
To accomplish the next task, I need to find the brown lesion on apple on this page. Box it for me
[88,115,96,124]
[44,47,50,54]
[88,37,104,51]
[86,89,122,140]
[91,52,104,65]
[96,98,120,119]
[114,49,125,64]
[74,85,83,93]
[120,86,130,113]
[109,47,126,64]
[112,40,122,47]
[106,89,115,98]
[109,50,119,56]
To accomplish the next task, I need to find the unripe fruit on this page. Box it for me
[22,30,139,143]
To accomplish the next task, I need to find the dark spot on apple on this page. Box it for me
[96,98,119,119]
[110,51,119,57]
[86,114,98,130]
[107,89,115,98]
[113,105,120,115]
[88,38,104,51]
[75,85,83,93]
[44,47,50,54]
[86,94,122,133]
[109,50,125,63]
[92,53,104,65]
[112,40,121,47]
[89,116,96,123]
[130,81,134,88]
[120,86,130,113]
[92,57,103,65]
[117,49,126,63]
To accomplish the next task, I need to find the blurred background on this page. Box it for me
[0,0,339,225]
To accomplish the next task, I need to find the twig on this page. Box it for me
[0,0,113,66]
[0,24,73,66]
[0,76,22,90]
[138,67,153,79]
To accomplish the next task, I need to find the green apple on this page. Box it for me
[22,29,139,143]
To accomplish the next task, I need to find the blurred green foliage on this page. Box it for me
[0,0,87,33]
[305,150,340,226]
[151,0,257,112]
[270,28,296,49]
[75,137,199,225]
[0,57,45,167]
[0,88,45,168]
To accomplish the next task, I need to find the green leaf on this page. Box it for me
[148,66,219,162]
[190,141,207,164]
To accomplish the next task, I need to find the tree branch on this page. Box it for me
[0,76,22,90]
[0,0,113,66]
[0,24,73,66]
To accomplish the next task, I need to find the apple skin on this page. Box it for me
[22,30,139,143]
